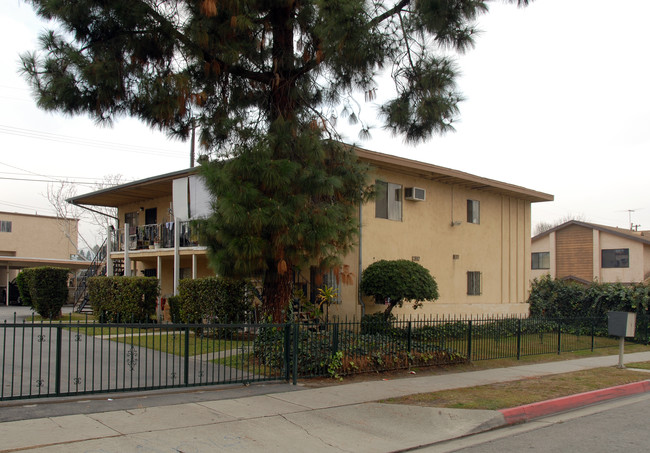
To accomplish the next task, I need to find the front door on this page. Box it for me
[145,208,157,226]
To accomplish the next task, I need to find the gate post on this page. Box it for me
[55,326,62,396]
[467,320,472,362]
[184,326,190,386]
[292,323,299,385]
[516,318,522,360]
[283,323,291,382]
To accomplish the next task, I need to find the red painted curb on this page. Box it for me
[498,379,650,424]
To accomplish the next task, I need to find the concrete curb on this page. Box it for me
[498,379,650,425]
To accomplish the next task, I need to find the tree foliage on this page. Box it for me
[21,0,529,321]
[360,259,439,317]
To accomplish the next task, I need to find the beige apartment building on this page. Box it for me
[69,147,553,318]
[531,220,650,285]
[0,211,82,305]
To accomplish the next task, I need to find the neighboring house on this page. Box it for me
[531,220,650,285]
[0,211,85,305]
[69,147,553,318]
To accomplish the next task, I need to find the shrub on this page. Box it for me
[360,259,438,317]
[166,295,182,323]
[88,276,159,322]
[17,267,70,319]
[174,277,253,323]
[15,271,31,307]
[360,312,397,336]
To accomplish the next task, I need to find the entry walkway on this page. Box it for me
[1,351,650,452]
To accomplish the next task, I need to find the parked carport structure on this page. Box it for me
[0,256,89,306]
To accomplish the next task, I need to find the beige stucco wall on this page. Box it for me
[117,196,174,229]
[598,232,644,283]
[0,212,78,284]
[0,212,78,259]
[644,244,650,282]
[329,167,533,320]
[530,233,552,281]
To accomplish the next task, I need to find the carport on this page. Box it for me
[0,256,89,306]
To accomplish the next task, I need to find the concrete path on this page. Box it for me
[1,351,649,452]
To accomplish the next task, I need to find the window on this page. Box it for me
[467,199,480,224]
[602,249,629,268]
[467,271,481,296]
[532,252,550,270]
[0,221,12,233]
[322,269,342,304]
[375,180,402,221]
[309,267,342,304]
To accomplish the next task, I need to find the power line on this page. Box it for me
[0,171,104,182]
[0,199,56,215]
[0,161,101,186]
[0,176,97,186]
[0,124,188,158]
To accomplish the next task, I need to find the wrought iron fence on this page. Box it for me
[0,318,282,401]
[0,314,642,401]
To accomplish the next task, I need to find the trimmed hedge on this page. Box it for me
[88,276,160,322]
[17,267,70,319]
[174,277,253,323]
[529,275,650,318]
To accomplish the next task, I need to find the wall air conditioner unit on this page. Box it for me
[404,187,426,201]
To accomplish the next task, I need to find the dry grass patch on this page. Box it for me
[384,364,650,411]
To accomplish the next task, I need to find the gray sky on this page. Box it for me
[1,0,649,248]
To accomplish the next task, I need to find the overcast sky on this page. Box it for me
[1,0,649,248]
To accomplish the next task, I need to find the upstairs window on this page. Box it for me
[602,249,629,268]
[532,252,550,270]
[467,271,481,296]
[375,180,402,221]
[0,221,11,233]
[467,199,480,224]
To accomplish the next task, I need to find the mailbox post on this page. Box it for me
[607,311,636,369]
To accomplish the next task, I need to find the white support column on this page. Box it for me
[124,223,131,277]
[192,254,198,280]
[173,218,180,295]
[106,225,114,277]
[157,254,163,320]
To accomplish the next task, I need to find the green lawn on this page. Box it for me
[114,332,251,357]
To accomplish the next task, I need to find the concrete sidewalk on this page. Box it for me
[2,351,650,452]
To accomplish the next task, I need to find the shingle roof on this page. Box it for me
[533,220,650,245]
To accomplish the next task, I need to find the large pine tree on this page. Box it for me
[21,0,529,321]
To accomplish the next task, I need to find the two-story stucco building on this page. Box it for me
[531,220,650,285]
[69,147,553,318]
[0,211,84,305]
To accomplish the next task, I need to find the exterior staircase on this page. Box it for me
[74,240,107,313]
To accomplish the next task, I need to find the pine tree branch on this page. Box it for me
[138,1,273,85]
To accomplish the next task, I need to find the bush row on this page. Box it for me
[167,277,254,323]
[87,276,159,322]
[528,275,650,319]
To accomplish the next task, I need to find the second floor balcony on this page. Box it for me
[112,221,205,252]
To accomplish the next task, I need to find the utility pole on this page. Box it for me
[626,209,641,231]
[190,118,196,168]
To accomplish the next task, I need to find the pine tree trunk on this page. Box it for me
[262,267,293,323]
